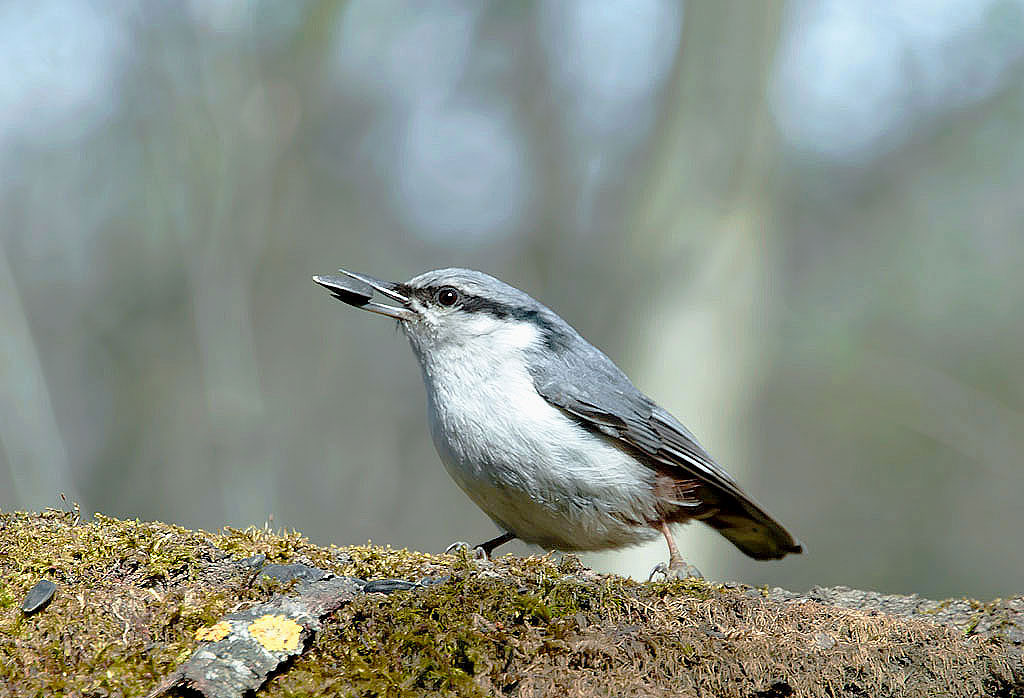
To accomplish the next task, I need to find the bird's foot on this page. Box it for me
[444,541,489,560]
[647,560,703,582]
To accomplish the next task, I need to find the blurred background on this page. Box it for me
[1,0,1022,600]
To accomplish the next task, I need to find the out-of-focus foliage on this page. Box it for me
[1,0,1021,598]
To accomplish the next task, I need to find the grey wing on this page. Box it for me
[528,344,802,560]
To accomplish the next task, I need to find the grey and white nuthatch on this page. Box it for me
[314,268,802,577]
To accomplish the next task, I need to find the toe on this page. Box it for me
[647,562,670,582]
[680,563,703,579]
[648,561,703,582]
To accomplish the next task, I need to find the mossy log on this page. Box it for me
[0,510,1021,697]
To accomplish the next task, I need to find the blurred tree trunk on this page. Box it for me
[591,1,787,580]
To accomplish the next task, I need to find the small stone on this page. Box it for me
[21,579,56,614]
[236,554,266,569]
[813,632,836,649]
[258,560,329,581]
[418,576,450,587]
[259,563,332,584]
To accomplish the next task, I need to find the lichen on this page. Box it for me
[195,621,232,643]
[249,614,303,652]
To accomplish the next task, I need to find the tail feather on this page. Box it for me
[696,490,803,560]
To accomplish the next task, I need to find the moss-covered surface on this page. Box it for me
[0,508,334,697]
[1,510,1021,698]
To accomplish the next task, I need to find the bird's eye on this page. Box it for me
[436,287,460,307]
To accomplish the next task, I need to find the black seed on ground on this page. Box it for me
[21,579,56,614]
[362,578,420,594]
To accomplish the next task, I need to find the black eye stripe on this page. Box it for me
[404,283,573,352]
[411,285,529,318]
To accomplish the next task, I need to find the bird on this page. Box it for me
[313,267,802,578]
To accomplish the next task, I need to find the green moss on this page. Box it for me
[0,580,15,611]
[0,509,328,696]
[964,615,981,634]
[3,510,1012,698]
[276,572,573,695]
[264,552,726,697]
[0,509,547,696]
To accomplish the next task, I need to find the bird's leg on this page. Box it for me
[648,521,703,581]
[445,531,516,560]
[477,531,515,557]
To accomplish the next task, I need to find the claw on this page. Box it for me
[647,562,669,582]
[444,541,490,560]
[647,561,703,582]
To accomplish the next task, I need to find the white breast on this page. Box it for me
[409,317,661,551]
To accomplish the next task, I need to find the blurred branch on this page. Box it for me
[0,242,79,508]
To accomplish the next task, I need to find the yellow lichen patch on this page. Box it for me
[249,614,303,652]
[194,620,232,643]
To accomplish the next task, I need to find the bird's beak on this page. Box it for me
[313,269,417,321]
